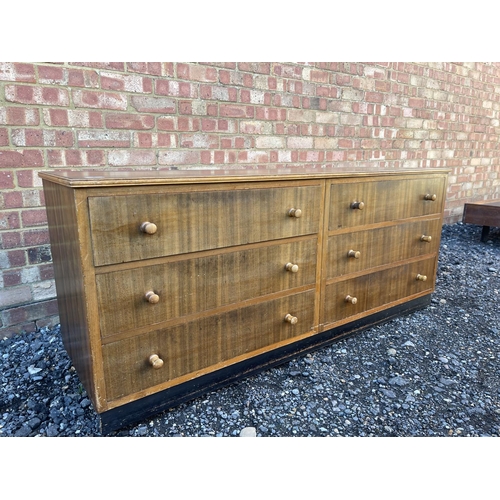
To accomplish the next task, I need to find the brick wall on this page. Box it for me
[1,61,500,337]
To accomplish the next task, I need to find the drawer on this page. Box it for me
[322,257,436,325]
[326,218,442,279]
[328,176,445,230]
[102,289,316,401]
[88,183,322,266]
[96,238,318,338]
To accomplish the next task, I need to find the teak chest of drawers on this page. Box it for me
[39,167,448,432]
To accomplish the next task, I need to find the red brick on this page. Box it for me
[72,89,127,110]
[127,62,163,76]
[134,132,176,148]
[3,191,22,208]
[155,79,198,98]
[67,68,100,88]
[39,263,55,280]
[177,63,218,82]
[105,113,155,130]
[7,249,26,267]
[365,92,384,103]
[219,104,254,118]
[0,107,40,126]
[46,149,105,167]
[0,298,58,328]
[0,210,20,230]
[2,269,22,286]
[0,62,36,82]
[23,229,50,245]
[0,128,8,146]
[101,72,152,93]
[38,65,66,84]
[5,84,70,106]
[0,171,15,189]
[21,209,47,227]
[0,150,44,168]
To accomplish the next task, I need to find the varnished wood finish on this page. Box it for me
[322,257,437,326]
[39,167,448,431]
[88,183,321,266]
[328,176,446,230]
[95,238,317,338]
[326,217,442,279]
[102,290,316,402]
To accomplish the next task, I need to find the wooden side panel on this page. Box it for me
[96,238,317,337]
[463,203,500,227]
[328,176,446,230]
[326,217,442,279]
[322,257,437,326]
[102,289,316,402]
[88,183,322,266]
[41,181,98,405]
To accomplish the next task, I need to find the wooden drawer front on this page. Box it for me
[102,289,316,401]
[96,238,318,338]
[322,257,436,325]
[326,218,442,279]
[328,176,445,230]
[88,184,322,266]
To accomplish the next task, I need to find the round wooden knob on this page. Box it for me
[288,208,302,218]
[285,262,299,273]
[348,249,361,259]
[350,201,365,210]
[145,291,160,304]
[345,295,358,304]
[140,222,157,234]
[416,274,427,281]
[149,354,164,369]
[284,313,298,325]
[420,235,432,242]
[424,194,437,201]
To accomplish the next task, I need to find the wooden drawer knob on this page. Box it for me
[345,295,358,304]
[284,313,298,325]
[420,235,432,242]
[288,208,302,218]
[416,274,427,281]
[140,222,157,234]
[285,262,299,273]
[350,201,365,210]
[424,194,437,201]
[348,249,361,259]
[145,291,160,304]
[149,354,164,369]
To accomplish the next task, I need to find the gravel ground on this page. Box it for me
[1,222,499,438]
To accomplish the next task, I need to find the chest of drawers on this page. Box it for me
[39,167,448,433]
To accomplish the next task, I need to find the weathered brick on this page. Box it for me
[0,63,36,82]
[46,149,106,167]
[180,133,219,148]
[0,285,32,308]
[131,95,176,113]
[219,104,254,118]
[108,150,157,166]
[77,130,131,148]
[158,150,200,165]
[0,150,44,168]
[177,63,218,82]
[105,113,155,130]
[127,62,163,76]
[0,298,58,328]
[5,84,70,106]
[72,89,127,110]
[101,72,152,93]
[155,79,198,98]
[0,107,39,126]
